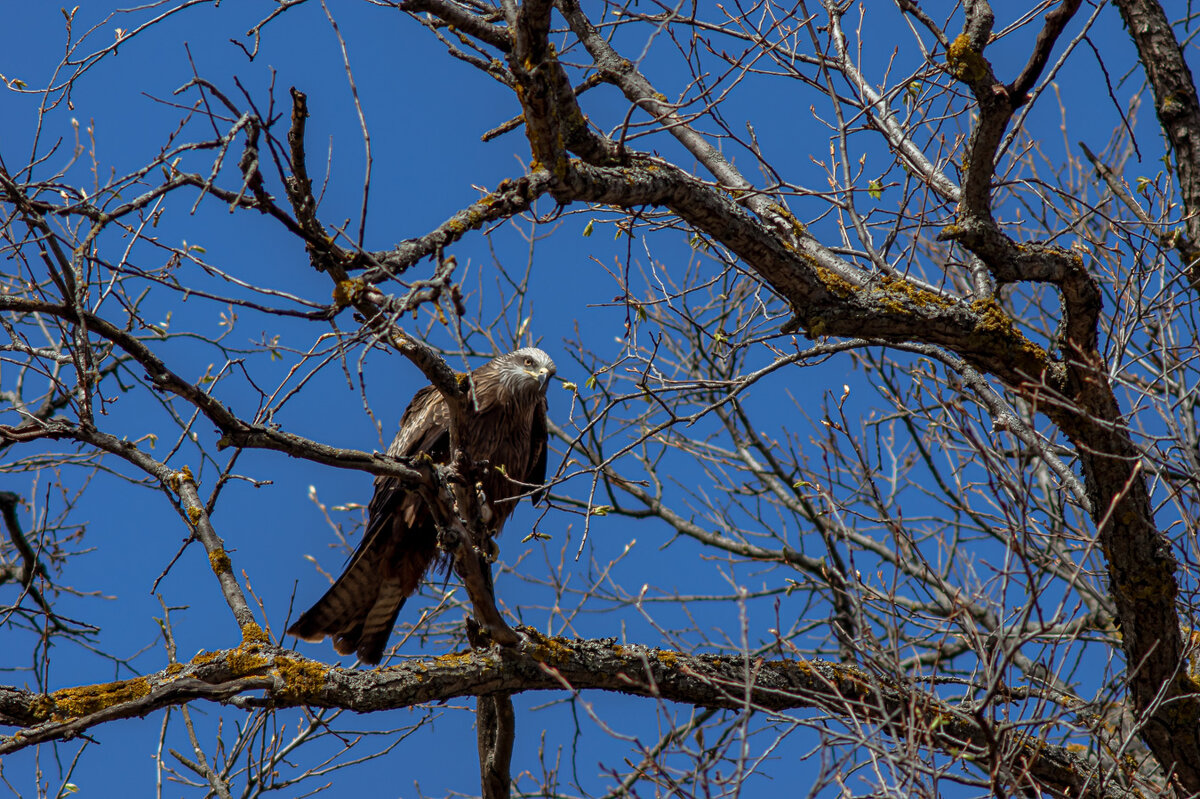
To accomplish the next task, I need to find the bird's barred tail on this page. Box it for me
[287,559,407,665]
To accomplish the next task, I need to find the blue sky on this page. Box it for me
[0,1,1173,796]
[0,3,787,794]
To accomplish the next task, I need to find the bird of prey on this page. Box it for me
[288,347,555,664]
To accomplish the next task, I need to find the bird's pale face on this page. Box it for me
[511,345,556,388]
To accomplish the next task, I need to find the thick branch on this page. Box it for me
[400,0,511,51]
[556,157,1058,393]
[1112,0,1200,283]
[477,693,514,799]
[0,635,1138,799]
[1009,0,1084,101]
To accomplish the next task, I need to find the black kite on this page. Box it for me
[288,347,555,664]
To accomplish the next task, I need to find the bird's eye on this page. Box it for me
[524,357,534,366]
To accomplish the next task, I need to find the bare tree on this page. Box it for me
[3,0,1200,796]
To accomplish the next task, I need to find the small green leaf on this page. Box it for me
[591,505,612,516]
[582,219,594,237]
[562,381,578,391]
[585,374,598,389]
[868,179,883,200]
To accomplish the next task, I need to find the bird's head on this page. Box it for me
[496,347,556,394]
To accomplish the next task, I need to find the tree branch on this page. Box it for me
[0,634,1137,799]
[1112,0,1200,286]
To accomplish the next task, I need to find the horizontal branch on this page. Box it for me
[0,632,1132,799]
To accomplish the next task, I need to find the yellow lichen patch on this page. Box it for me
[542,636,575,660]
[946,34,989,83]
[768,203,809,239]
[881,276,956,310]
[165,663,185,676]
[274,656,329,700]
[186,505,203,525]
[27,694,55,723]
[226,647,269,676]
[656,650,679,670]
[814,266,858,300]
[971,298,1020,339]
[190,649,220,665]
[168,465,195,492]
[878,295,909,316]
[52,677,152,718]
[517,630,578,664]
[332,278,366,308]
[969,298,1048,360]
[208,548,232,576]
[188,639,270,678]
[434,649,481,669]
[241,622,270,646]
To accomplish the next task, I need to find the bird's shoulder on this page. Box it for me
[389,384,449,458]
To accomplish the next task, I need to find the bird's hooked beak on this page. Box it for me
[534,366,552,390]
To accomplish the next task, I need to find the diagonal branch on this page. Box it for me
[0,296,428,485]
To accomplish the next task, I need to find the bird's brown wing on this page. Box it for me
[528,394,549,505]
[391,384,451,457]
[287,385,449,664]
